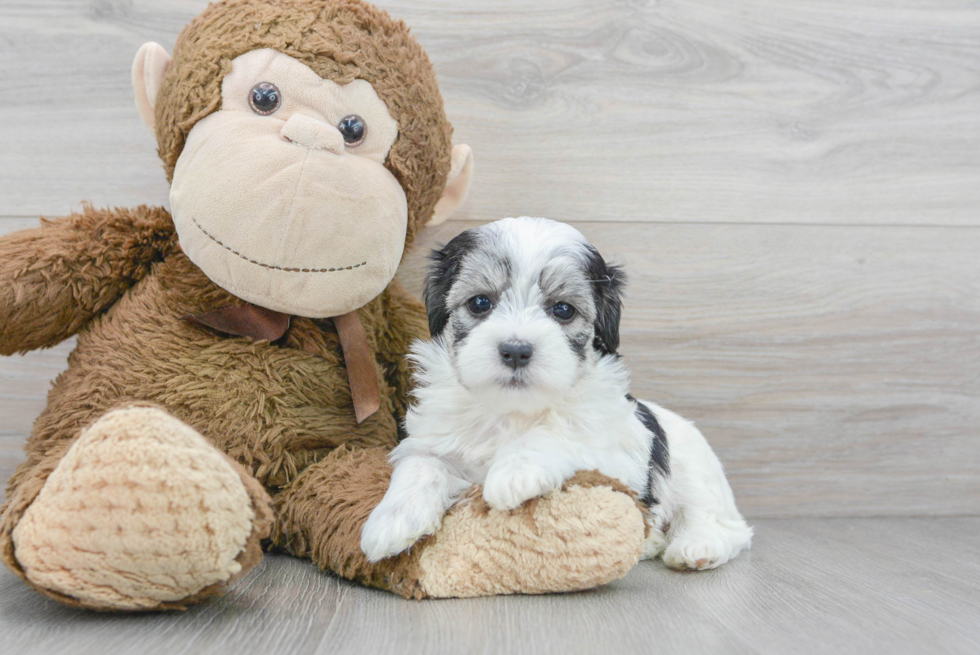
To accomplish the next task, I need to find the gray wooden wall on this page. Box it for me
[1,0,977,519]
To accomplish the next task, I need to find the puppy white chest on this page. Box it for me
[362,217,752,571]
[402,397,651,496]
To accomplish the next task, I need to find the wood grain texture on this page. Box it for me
[405,220,980,518]
[1,518,978,655]
[1,216,977,518]
[1,1,978,648]
[0,0,978,224]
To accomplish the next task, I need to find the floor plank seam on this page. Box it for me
[314,581,350,648]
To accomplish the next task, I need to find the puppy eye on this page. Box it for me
[248,82,282,115]
[338,115,367,146]
[550,302,576,321]
[466,295,493,315]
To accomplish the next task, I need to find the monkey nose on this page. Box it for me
[280,113,345,154]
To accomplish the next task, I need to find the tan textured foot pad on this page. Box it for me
[417,477,645,598]
[12,406,263,610]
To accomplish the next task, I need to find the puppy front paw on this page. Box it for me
[360,499,443,563]
[483,461,565,511]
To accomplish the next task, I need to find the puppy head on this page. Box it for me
[424,217,625,413]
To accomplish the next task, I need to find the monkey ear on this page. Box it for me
[428,144,474,227]
[132,42,172,132]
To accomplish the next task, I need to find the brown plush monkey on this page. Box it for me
[0,0,646,611]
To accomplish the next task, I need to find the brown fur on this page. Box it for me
[0,204,432,607]
[0,0,642,610]
[272,446,433,599]
[156,0,452,248]
[2,217,426,492]
[0,206,642,607]
[0,204,177,355]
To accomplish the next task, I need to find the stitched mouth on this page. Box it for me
[190,216,367,273]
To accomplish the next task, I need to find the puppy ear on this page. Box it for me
[424,229,478,337]
[586,245,626,355]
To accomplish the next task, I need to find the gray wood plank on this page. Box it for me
[1,0,978,225]
[1,217,977,518]
[1,518,977,655]
[404,220,980,518]
[0,221,980,517]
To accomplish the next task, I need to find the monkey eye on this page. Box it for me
[337,115,367,146]
[248,82,281,115]
[550,302,576,321]
[467,295,493,316]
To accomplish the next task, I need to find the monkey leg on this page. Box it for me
[272,446,646,598]
[0,405,273,611]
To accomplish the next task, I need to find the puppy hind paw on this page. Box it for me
[641,528,668,560]
[662,529,746,571]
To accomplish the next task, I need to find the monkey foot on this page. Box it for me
[10,405,272,611]
[415,472,646,597]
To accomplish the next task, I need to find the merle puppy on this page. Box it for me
[361,217,752,570]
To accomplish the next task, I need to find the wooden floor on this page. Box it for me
[1,518,978,655]
[1,0,978,653]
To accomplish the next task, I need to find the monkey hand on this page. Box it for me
[411,473,646,597]
[0,205,175,355]
[275,449,646,599]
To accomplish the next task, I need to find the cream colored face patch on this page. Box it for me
[170,49,407,318]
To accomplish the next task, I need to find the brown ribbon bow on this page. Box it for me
[182,304,381,423]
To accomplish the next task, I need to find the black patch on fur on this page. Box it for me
[424,230,479,337]
[451,317,471,345]
[584,245,625,355]
[567,332,589,360]
[628,394,670,506]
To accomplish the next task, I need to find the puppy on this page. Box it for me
[360,217,753,570]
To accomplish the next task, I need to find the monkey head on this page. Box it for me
[131,0,473,318]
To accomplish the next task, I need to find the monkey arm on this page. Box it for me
[272,446,646,598]
[0,205,176,355]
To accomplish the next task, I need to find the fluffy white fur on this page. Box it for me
[361,217,753,571]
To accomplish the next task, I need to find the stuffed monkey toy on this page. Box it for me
[0,0,647,611]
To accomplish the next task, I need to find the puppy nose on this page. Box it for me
[499,341,533,369]
[280,113,344,154]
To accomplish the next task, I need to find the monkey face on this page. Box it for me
[169,49,408,318]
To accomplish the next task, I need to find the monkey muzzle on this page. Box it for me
[169,109,408,318]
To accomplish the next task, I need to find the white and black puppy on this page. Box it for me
[361,217,753,570]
